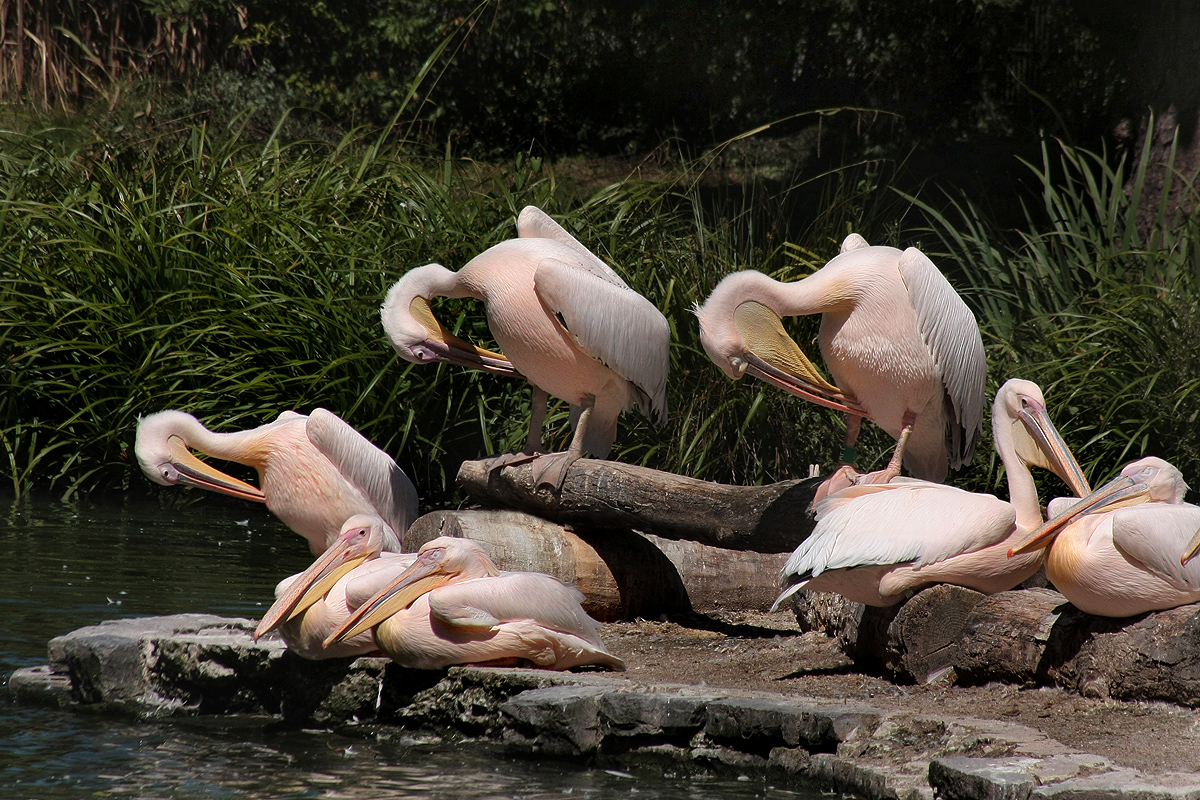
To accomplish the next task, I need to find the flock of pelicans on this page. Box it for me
[133,205,1200,675]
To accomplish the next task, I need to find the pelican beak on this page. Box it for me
[323,549,452,647]
[253,533,374,641]
[734,301,867,416]
[410,297,519,376]
[167,436,266,502]
[1017,406,1091,498]
[1182,527,1200,566]
[1009,473,1149,557]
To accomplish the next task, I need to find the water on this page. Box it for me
[0,495,826,799]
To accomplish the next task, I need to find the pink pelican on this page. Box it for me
[1009,457,1200,617]
[696,234,986,488]
[771,379,1090,609]
[381,205,669,488]
[324,536,625,671]
[254,515,416,659]
[135,409,418,555]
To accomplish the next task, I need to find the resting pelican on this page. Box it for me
[136,409,418,555]
[254,515,416,659]
[771,379,1090,609]
[381,205,670,488]
[696,234,986,487]
[324,537,625,671]
[1009,457,1200,617]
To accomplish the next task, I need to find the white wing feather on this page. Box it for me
[305,409,419,538]
[897,247,986,469]
[516,205,628,288]
[782,482,1015,583]
[428,573,604,645]
[534,257,670,424]
[1111,504,1200,591]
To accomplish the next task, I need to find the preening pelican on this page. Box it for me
[136,409,418,555]
[381,205,670,488]
[324,537,625,671]
[1009,457,1200,617]
[696,234,986,486]
[254,515,416,659]
[772,379,1090,609]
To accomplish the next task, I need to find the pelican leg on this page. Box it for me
[812,414,865,505]
[530,402,592,490]
[487,386,550,474]
[854,412,916,487]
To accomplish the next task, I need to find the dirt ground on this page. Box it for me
[598,609,1200,776]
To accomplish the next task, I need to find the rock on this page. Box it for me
[500,685,609,755]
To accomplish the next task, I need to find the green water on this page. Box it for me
[0,495,826,799]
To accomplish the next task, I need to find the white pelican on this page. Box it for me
[254,515,416,659]
[771,379,1090,609]
[696,234,986,488]
[381,205,670,488]
[135,409,418,555]
[324,536,625,671]
[1009,457,1200,617]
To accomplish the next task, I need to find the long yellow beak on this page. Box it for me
[734,301,867,416]
[1182,527,1200,566]
[253,535,374,641]
[168,436,266,502]
[410,297,519,376]
[1009,473,1149,557]
[322,553,450,647]
[1018,406,1091,498]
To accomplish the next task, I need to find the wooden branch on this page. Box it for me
[456,457,821,553]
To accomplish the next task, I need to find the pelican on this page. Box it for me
[254,515,417,659]
[1009,457,1200,617]
[696,234,986,488]
[771,379,1090,609]
[324,537,625,671]
[135,409,418,555]
[381,205,670,488]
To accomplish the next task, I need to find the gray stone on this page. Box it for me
[704,697,840,750]
[1031,771,1200,800]
[599,691,713,737]
[929,757,1040,800]
[6,665,74,707]
[809,753,906,800]
[500,685,610,755]
[767,745,812,774]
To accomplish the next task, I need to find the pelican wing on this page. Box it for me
[1112,504,1200,591]
[516,206,629,288]
[428,573,604,644]
[897,248,986,469]
[305,409,419,537]
[783,482,1015,583]
[534,257,670,424]
[344,554,418,609]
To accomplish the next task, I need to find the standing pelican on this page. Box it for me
[136,409,418,555]
[772,379,1090,609]
[696,234,986,487]
[254,515,416,659]
[324,537,625,671]
[1009,457,1200,617]
[381,206,670,488]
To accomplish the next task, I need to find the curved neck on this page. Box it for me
[175,414,268,470]
[994,414,1041,531]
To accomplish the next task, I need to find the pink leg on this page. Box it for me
[487,386,550,473]
[529,403,590,489]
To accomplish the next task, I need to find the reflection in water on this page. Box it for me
[0,494,823,799]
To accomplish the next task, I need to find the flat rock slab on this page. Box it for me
[11,614,1200,800]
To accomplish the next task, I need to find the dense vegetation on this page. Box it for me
[3,113,1200,506]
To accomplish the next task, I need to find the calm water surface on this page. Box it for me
[0,495,828,800]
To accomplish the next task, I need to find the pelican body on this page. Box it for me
[1010,457,1200,617]
[697,235,985,484]
[254,515,416,659]
[772,379,1090,609]
[382,206,670,488]
[136,409,418,555]
[326,537,625,671]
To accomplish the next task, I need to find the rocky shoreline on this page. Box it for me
[9,613,1200,800]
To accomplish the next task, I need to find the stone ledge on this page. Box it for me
[10,614,1200,800]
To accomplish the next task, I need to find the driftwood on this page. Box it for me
[405,509,791,621]
[791,584,1200,706]
[457,456,821,553]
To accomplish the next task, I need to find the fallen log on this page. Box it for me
[790,584,1200,706]
[456,457,821,553]
[405,509,791,621]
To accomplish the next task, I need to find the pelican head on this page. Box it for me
[1010,456,1184,558]
[695,271,861,414]
[254,514,395,641]
[323,536,501,647]
[134,411,266,502]
[381,265,517,376]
